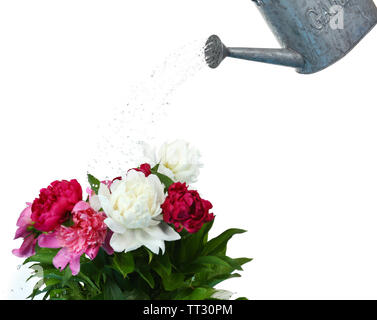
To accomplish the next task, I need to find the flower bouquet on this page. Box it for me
[13,141,251,300]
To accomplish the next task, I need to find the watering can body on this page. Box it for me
[256,0,377,73]
[206,0,377,73]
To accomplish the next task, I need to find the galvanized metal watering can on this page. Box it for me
[205,0,377,73]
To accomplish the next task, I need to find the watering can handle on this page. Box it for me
[252,0,264,7]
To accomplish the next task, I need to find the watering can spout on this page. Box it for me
[205,35,304,70]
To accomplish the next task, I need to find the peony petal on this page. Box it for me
[89,194,101,212]
[98,195,113,217]
[15,204,32,227]
[157,164,175,180]
[110,231,142,253]
[104,217,126,234]
[53,248,71,271]
[98,182,111,198]
[38,232,61,248]
[135,224,180,255]
[69,253,81,275]
[142,141,157,164]
[109,179,121,193]
[211,290,234,300]
[14,204,33,239]
[85,246,100,260]
[102,230,114,255]
[53,248,81,275]
[14,225,29,240]
[144,223,181,242]
[72,201,90,213]
[135,229,165,254]
[12,235,37,258]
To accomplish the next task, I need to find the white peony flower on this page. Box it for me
[143,140,202,184]
[98,170,180,254]
[211,290,234,300]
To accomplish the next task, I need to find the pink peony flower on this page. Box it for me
[161,182,214,233]
[39,201,111,275]
[31,179,82,232]
[12,203,39,258]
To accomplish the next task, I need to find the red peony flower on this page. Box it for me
[31,179,82,232]
[161,182,214,233]
[133,163,151,177]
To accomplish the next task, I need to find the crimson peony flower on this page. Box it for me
[31,179,82,232]
[132,163,152,177]
[161,182,214,233]
[38,201,112,275]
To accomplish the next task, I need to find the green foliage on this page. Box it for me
[25,221,251,300]
[87,173,101,194]
[150,164,174,191]
[112,252,135,278]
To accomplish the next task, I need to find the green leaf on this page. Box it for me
[207,273,241,287]
[77,271,100,293]
[24,246,59,265]
[199,220,214,244]
[152,255,186,291]
[174,220,214,264]
[104,279,124,300]
[154,253,172,275]
[221,257,253,271]
[112,252,135,278]
[88,173,101,194]
[66,281,84,300]
[144,247,154,264]
[62,267,72,286]
[27,284,61,300]
[48,288,67,300]
[80,262,102,287]
[201,228,247,256]
[43,273,64,281]
[136,267,155,289]
[123,288,150,300]
[150,164,174,190]
[155,173,174,190]
[163,273,186,291]
[175,287,215,300]
[90,293,104,300]
[190,255,232,270]
[150,164,159,172]
[62,218,74,227]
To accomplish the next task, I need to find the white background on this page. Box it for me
[1,0,377,299]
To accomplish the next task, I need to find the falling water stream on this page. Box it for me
[7,39,207,299]
[87,39,207,180]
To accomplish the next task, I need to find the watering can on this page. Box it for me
[205,0,377,74]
